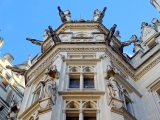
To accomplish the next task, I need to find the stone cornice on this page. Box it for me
[58,91,105,95]
[134,50,160,81]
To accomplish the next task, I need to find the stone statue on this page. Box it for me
[57,6,67,23]
[133,39,145,53]
[114,30,121,41]
[7,95,21,120]
[119,35,138,53]
[48,26,61,44]
[107,76,120,99]
[6,65,26,75]
[105,24,117,46]
[64,10,71,21]
[93,9,101,21]
[40,79,56,105]
[96,7,107,22]
[26,37,43,46]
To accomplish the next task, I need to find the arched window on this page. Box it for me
[82,101,97,109]
[66,101,80,109]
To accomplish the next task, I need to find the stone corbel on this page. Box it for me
[108,97,123,109]
[105,65,120,79]
[39,97,54,109]
[45,65,59,79]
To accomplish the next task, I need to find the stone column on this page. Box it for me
[62,109,66,120]
[94,73,97,89]
[65,73,69,91]
[80,73,83,91]
[79,110,83,120]
[97,110,100,120]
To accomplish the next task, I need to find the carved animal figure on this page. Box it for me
[119,35,138,53]
[57,6,67,22]
[6,65,26,75]
[26,37,43,46]
[106,24,117,46]
[97,7,107,22]
[48,26,61,44]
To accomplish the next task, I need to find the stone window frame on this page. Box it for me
[66,66,97,91]
[63,100,99,120]
[0,75,10,91]
[147,78,160,114]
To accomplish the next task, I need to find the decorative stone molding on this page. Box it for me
[134,55,160,81]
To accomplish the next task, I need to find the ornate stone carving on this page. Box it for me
[57,6,71,22]
[152,18,160,32]
[7,95,21,120]
[48,26,61,44]
[105,24,117,46]
[40,80,56,104]
[114,30,121,41]
[106,65,123,109]
[93,9,101,21]
[95,7,107,22]
[26,37,43,46]
[6,65,26,75]
[119,35,138,53]
[45,65,59,79]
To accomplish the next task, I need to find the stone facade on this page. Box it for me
[17,7,160,120]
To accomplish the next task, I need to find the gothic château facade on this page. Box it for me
[5,6,160,120]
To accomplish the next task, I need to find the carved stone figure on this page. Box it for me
[48,26,61,44]
[64,10,71,21]
[57,6,71,22]
[40,80,56,105]
[107,76,120,99]
[133,39,145,53]
[105,24,117,46]
[119,35,138,53]
[26,37,43,46]
[93,9,101,21]
[114,30,121,41]
[96,7,107,22]
[6,65,26,75]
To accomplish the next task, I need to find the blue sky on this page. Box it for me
[0,0,159,64]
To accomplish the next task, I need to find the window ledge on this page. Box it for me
[83,88,97,91]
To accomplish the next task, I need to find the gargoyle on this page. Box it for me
[97,7,107,22]
[57,6,67,23]
[6,65,26,75]
[105,24,117,45]
[48,26,61,44]
[119,35,138,53]
[26,37,43,46]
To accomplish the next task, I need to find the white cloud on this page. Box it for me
[123,51,134,57]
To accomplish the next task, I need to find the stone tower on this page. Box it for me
[17,6,160,120]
